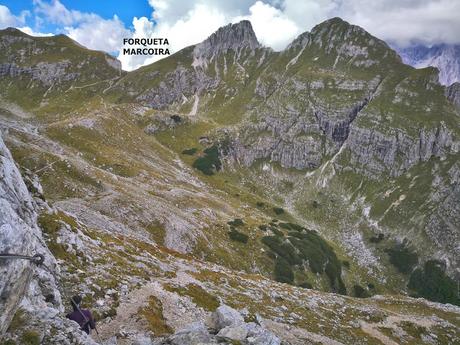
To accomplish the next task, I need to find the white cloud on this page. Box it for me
[33,0,82,26]
[64,15,130,53]
[235,1,300,50]
[0,5,29,28]
[17,26,53,37]
[148,0,262,22]
[32,0,130,53]
[336,0,460,47]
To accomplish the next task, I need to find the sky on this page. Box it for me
[1,0,459,71]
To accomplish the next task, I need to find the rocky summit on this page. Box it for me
[0,18,459,345]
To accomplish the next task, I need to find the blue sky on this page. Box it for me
[1,0,154,34]
[1,1,459,71]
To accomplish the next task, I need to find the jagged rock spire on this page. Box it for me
[193,20,260,62]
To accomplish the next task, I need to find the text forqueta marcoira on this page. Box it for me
[122,38,170,56]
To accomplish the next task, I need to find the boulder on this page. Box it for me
[168,322,215,345]
[211,305,244,330]
[216,323,248,341]
[246,322,281,345]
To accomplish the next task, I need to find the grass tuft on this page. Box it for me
[139,296,172,336]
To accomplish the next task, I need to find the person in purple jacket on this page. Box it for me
[66,295,96,334]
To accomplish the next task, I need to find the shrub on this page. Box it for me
[326,260,346,294]
[342,260,350,269]
[278,222,291,230]
[274,257,294,284]
[337,280,347,295]
[7,308,25,332]
[289,233,331,274]
[370,233,384,243]
[288,231,346,294]
[256,201,265,208]
[261,236,301,265]
[273,207,285,215]
[266,251,277,260]
[227,218,244,227]
[228,229,249,244]
[408,260,459,306]
[192,145,221,175]
[353,284,370,298]
[262,229,346,294]
[21,331,40,345]
[279,222,304,231]
[299,282,312,289]
[258,224,268,231]
[386,244,418,274]
[170,115,181,123]
[272,228,284,237]
[2,339,16,345]
[181,148,198,155]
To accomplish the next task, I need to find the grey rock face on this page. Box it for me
[227,74,382,171]
[105,55,122,72]
[343,122,455,177]
[425,162,460,272]
[446,82,460,108]
[137,67,218,109]
[0,61,78,87]
[0,133,97,344]
[0,132,64,333]
[135,20,263,109]
[193,20,260,63]
[224,26,455,179]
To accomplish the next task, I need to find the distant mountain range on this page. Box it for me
[396,43,460,86]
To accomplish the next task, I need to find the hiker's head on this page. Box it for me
[71,295,82,310]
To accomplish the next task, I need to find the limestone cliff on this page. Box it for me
[0,132,95,344]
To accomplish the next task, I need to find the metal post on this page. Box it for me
[0,253,44,265]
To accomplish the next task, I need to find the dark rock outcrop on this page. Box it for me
[446,82,460,108]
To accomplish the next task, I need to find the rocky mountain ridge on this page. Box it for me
[193,20,261,64]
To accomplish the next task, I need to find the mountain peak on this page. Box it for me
[0,27,29,38]
[193,20,260,61]
[303,16,401,67]
[311,17,367,41]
